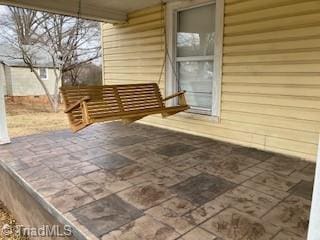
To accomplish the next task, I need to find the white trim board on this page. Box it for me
[165,0,224,118]
[308,135,320,240]
[0,63,10,145]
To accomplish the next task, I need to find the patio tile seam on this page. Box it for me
[133,193,179,212]
[288,163,314,178]
[270,229,306,240]
[34,179,76,198]
[194,207,254,240]
[73,178,136,200]
[140,213,186,240]
[236,154,270,172]
[241,169,304,203]
[123,213,183,240]
[234,166,289,199]
[253,164,300,176]
[240,180,287,201]
[44,163,102,182]
[117,163,193,183]
[184,226,218,240]
[269,229,288,240]
[100,189,207,237]
[75,194,180,238]
[72,184,111,201]
[184,203,230,233]
[68,190,177,226]
[66,192,124,214]
[191,151,269,185]
[259,193,298,221]
[177,180,239,220]
[247,170,301,192]
[238,226,280,240]
[96,214,144,238]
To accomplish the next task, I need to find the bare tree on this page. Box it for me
[64,63,102,86]
[40,14,101,85]
[69,64,83,86]
[0,7,101,112]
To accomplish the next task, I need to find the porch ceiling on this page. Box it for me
[0,0,165,23]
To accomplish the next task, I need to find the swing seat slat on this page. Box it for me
[60,83,189,132]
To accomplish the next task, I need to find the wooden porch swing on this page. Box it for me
[61,84,189,132]
[60,1,189,132]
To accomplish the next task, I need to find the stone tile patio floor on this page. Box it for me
[0,122,315,240]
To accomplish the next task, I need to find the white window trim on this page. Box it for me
[38,67,49,80]
[165,0,224,119]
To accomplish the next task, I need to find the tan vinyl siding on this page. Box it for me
[102,1,320,160]
[102,5,165,91]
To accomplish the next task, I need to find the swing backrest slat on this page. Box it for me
[61,83,164,120]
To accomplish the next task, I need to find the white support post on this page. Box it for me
[0,64,10,145]
[308,135,320,240]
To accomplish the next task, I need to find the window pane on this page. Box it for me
[39,68,47,79]
[177,4,215,57]
[178,61,213,111]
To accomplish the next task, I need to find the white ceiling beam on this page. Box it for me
[0,0,128,23]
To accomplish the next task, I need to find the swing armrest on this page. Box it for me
[163,91,186,101]
[65,96,91,113]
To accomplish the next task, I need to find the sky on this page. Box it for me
[0,6,7,43]
[0,5,7,14]
[0,4,101,65]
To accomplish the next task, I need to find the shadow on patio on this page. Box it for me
[0,122,315,240]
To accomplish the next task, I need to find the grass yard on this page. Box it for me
[6,101,69,138]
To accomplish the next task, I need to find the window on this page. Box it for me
[167,1,223,117]
[176,4,215,115]
[38,68,48,80]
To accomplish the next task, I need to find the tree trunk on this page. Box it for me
[52,97,59,113]
[31,69,59,112]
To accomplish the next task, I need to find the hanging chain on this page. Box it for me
[157,1,179,88]
[157,1,165,85]
[76,0,82,90]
